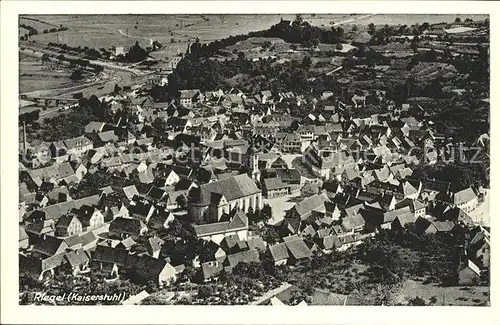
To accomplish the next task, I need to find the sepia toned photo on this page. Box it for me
[17,12,490,307]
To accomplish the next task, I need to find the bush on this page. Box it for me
[408,296,427,306]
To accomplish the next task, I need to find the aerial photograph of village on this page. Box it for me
[18,13,490,306]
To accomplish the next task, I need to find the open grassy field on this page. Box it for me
[20,14,488,62]
[345,14,488,26]
[392,280,489,306]
[19,56,74,93]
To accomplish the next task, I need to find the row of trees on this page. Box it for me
[43,26,68,34]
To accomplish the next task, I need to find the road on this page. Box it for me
[118,29,154,45]
[20,41,145,76]
[332,14,376,26]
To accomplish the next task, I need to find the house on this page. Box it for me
[146,236,164,258]
[280,133,302,153]
[200,260,224,282]
[268,242,289,266]
[453,187,478,213]
[413,217,455,235]
[283,235,313,263]
[220,234,248,254]
[72,205,105,230]
[104,204,130,221]
[128,254,177,286]
[468,227,490,268]
[458,260,481,286]
[63,136,93,157]
[286,193,330,222]
[225,249,260,271]
[32,235,69,258]
[148,211,176,230]
[91,245,129,277]
[247,236,267,253]
[55,214,83,237]
[25,220,55,244]
[188,174,262,223]
[122,185,140,200]
[380,206,414,230]
[85,121,106,134]
[20,253,67,280]
[263,168,301,191]
[391,213,418,230]
[193,209,248,244]
[395,198,426,218]
[24,194,100,222]
[109,217,148,238]
[64,249,90,275]
[179,89,203,107]
[80,231,99,251]
[336,233,363,251]
[128,199,156,223]
[19,226,29,249]
[262,177,290,198]
[25,162,76,185]
[341,213,366,233]
[153,170,180,187]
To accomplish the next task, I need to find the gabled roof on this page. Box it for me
[27,162,75,182]
[341,213,366,231]
[25,195,100,221]
[247,236,267,252]
[193,210,248,237]
[55,214,81,228]
[291,194,330,219]
[63,136,92,150]
[383,206,413,223]
[269,242,289,262]
[92,245,128,266]
[110,217,146,235]
[201,260,224,279]
[194,174,260,206]
[65,249,90,267]
[19,226,29,241]
[33,235,66,257]
[283,236,313,260]
[453,187,477,205]
[226,249,259,268]
[263,177,289,191]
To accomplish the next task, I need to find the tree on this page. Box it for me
[113,84,122,94]
[368,23,376,35]
[455,17,461,23]
[70,69,84,81]
[408,296,427,306]
[41,53,50,65]
[294,14,303,25]
[301,56,312,68]
[261,204,272,220]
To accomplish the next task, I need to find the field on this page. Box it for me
[342,14,488,26]
[20,14,489,62]
[392,280,489,306]
[19,55,74,93]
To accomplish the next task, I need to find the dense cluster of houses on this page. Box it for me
[19,78,489,297]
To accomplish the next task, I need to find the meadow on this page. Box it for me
[21,14,488,62]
